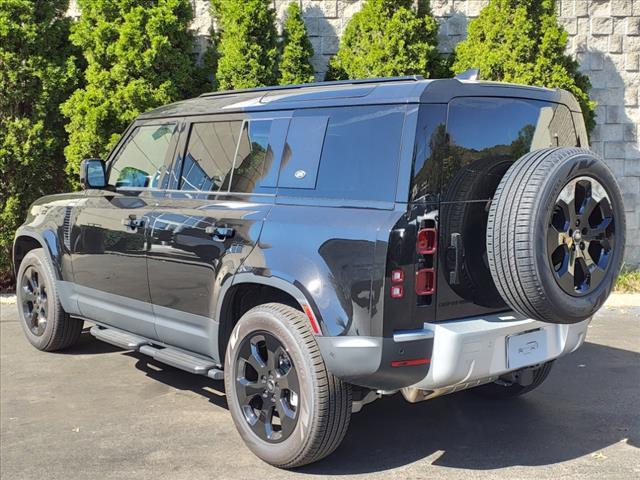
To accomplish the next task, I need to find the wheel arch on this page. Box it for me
[13,229,61,279]
[216,274,322,361]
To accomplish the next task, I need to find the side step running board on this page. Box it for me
[90,326,148,350]
[89,326,223,380]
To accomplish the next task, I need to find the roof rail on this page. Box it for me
[199,75,425,98]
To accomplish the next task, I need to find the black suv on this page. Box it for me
[13,76,625,468]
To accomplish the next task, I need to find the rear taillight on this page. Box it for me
[416,222,437,305]
[416,228,437,254]
[415,268,435,295]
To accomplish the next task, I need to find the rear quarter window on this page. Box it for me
[276,105,407,202]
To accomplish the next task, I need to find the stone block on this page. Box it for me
[430,0,453,18]
[590,51,604,70]
[322,35,339,54]
[605,141,626,158]
[611,0,633,16]
[624,123,638,141]
[310,52,329,73]
[575,17,589,35]
[625,157,640,175]
[591,16,613,35]
[319,17,341,36]
[628,17,640,35]
[467,0,487,17]
[625,86,639,106]
[573,34,588,53]
[302,0,338,18]
[609,53,627,72]
[607,105,624,123]
[309,36,322,54]
[625,35,640,52]
[591,141,604,156]
[635,0,640,15]
[575,0,589,16]
[559,0,574,17]
[610,34,623,53]
[626,143,640,161]
[626,106,640,124]
[304,17,320,37]
[447,15,468,36]
[337,0,363,19]
[589,0,611,16]
[586,70,608,88]
[606,158,626,176]
[626,52,640,71]
[561,17,578,35]
[601,124,625,141]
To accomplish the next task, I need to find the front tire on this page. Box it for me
[224,303,352,468]
[16,248,83,351]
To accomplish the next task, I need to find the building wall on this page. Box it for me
[69,0,640,264]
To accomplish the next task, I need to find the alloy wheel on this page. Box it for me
[235,331,300,443]
[20,266,48,336]
[548,176,615,296]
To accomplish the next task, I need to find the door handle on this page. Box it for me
[205,225,235,240]
[122,214,144,230]
[447,232,462,285]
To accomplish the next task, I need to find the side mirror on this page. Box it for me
[80,158,107,190]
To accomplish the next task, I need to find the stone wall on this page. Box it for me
[69,0,640,264]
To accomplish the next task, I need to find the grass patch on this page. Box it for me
[614,266,640,293]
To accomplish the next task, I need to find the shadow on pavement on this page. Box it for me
[73,336,640,474]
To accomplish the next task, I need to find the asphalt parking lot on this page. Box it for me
[1,299,639,480]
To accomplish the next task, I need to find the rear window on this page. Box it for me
[439,97,578,199]
[276,105,406,202]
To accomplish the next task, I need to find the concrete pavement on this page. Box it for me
[1,301,638,479]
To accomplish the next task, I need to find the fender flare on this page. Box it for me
[13,228,62,279]
[216,272,324,332]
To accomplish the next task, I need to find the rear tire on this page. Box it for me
[487,148,625,324]
[471,361,554,398]
[224,303,352,468]
[16,248,83,351]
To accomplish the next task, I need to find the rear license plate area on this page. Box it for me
[506,329,548,369]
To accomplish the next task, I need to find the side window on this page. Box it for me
[229,120,274,193]
[180,121,241,192]
[278,116,328,189]
[108,123,176,188]
[277,105,406,202]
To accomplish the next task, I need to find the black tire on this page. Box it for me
[471,361,554,398]
[487,148,625,324]
[440,154,514,308]
[16,248,83,351]
[224,303,352,468]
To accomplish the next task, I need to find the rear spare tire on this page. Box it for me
[487,148,625,324]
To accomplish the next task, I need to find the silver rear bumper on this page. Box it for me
[410,311,590,391]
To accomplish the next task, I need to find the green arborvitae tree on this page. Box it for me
[453,0,595,131]
[212,0,279,89]
[0,0,81,285]
[325,0,441,80]
[279,2,315,85]
[62,0,211,180]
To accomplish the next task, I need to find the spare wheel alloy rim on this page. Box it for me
[547,175,615,296]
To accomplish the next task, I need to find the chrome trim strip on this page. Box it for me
[393,328,434,343]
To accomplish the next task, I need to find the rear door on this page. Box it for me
[435,97,579,320]
[146,112,290,358]
[70,120,179,338]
